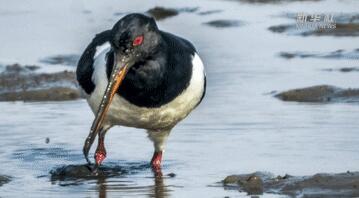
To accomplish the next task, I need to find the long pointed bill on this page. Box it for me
[83,56,131,164]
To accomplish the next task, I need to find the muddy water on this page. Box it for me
[0,0,359,197]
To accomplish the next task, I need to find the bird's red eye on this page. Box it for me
[133,35,144,46]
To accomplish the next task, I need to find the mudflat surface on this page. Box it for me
[275,85,359,103]
[222,171,359,197]
[0,175,11,187]
[0,64,82,101]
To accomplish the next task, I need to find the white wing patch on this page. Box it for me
[94,42,111,59]
[91,43,111,90]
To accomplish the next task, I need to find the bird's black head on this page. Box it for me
[93,14,162,130]
[110,13,161,60]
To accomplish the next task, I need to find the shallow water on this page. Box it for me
[0,0,359,197]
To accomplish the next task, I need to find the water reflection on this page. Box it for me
[94,168,171,198]
[150,168,170,198]
[97,176,107,198]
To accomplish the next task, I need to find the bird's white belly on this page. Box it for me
[86,49,205,130]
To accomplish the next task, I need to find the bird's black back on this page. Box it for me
[77,30,198,108]
[109,31,196,107]
[76,30,112,94]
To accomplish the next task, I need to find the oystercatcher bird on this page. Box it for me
[76,13,206,171]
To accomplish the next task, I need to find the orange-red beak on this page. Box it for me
[83,55,132,164]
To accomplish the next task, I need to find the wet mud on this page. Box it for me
[197,9,223,16]
[49,163,163,187]
[50,164,127,181]
[0,87,81,101]
[323,67,359,73]
[0,64,82,101]
[147,7,178,20]
[146,6,198,21]
[0,175,11,187]
[268,24,294,33]
[203,19,242,28]
[222,171,359,197]
[275,85,359,103]
[279,49,359,60]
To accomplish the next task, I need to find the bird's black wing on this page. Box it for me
[76,30,112,94]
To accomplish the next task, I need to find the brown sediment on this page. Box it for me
[203,19,242,28]
[0,87,81,101]
[322,67,359,73]
[275,85,359,103]
[49,163,151,181]
[222,171,359,197]
[0,175,11,187]
[50,165,102,180]
[147,7,178,20]
[268,24,294,33]
[0,64,83,102]
[146,6,199,21]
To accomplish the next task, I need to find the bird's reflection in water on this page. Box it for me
[95,168,171,198]
[97,176,107,198]
[150,168,169,198]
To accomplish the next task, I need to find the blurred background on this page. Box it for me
[0,0,358,197]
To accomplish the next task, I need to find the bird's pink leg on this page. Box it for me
[151,151,163,169]
[151,151,163,177]
[95,135,107,166]
[147,129,170,175]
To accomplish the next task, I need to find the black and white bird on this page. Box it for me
[76,13,206,171]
